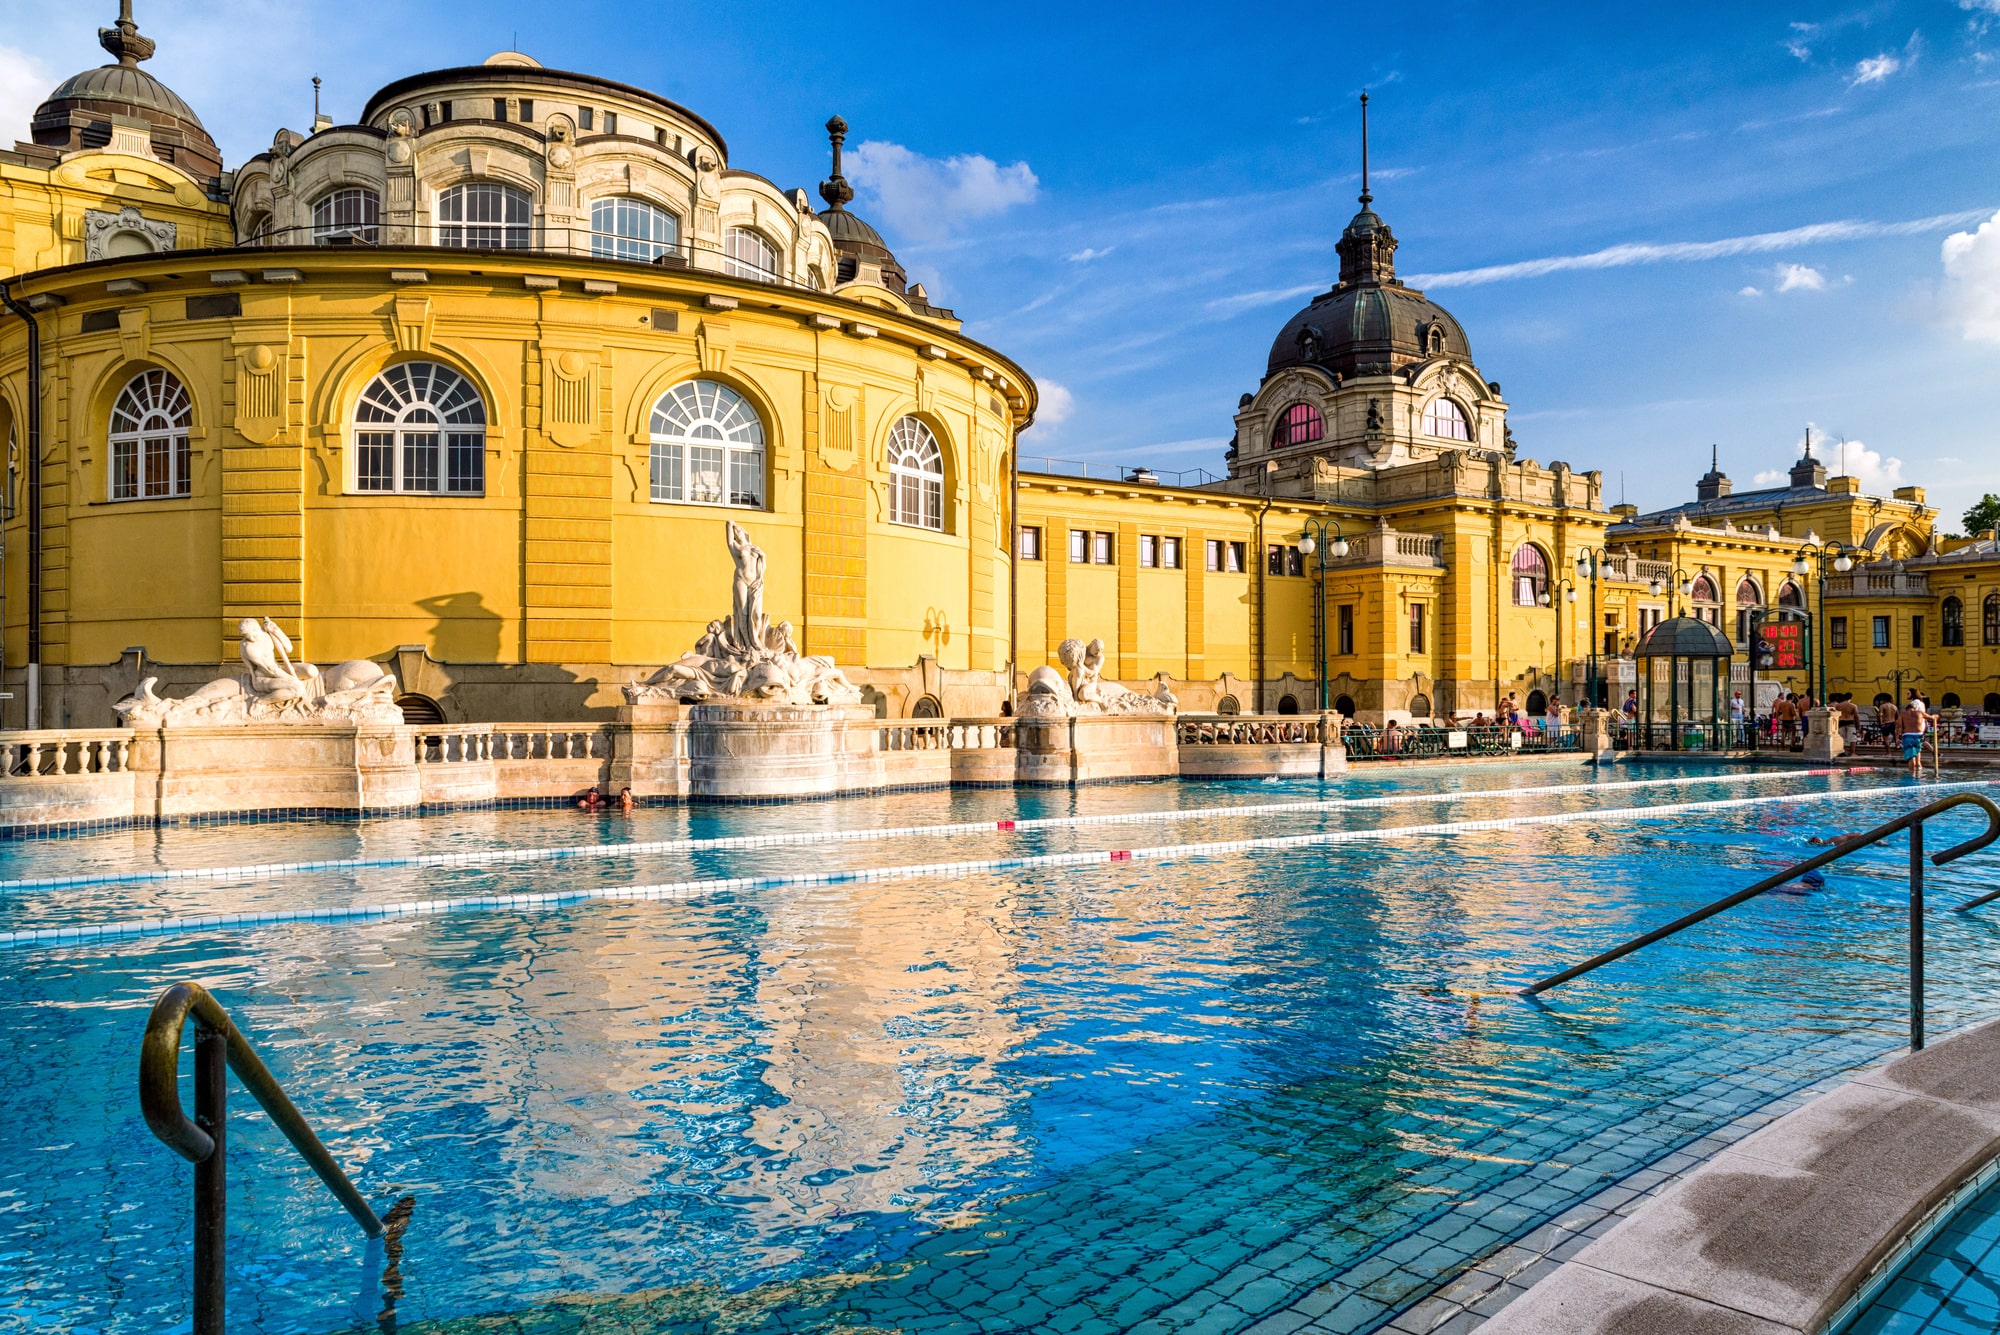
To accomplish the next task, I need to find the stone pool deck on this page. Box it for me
[1447,1018,2000,1335]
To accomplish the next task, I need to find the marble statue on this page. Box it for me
[116,618,401,726]
[1018,637,1176,718]
[626,521,862,706]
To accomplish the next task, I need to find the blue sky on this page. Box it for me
[5,1,1998,528]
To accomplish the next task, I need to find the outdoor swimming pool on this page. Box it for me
[5,762,1998,1335]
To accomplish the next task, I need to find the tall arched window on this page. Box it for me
[108,368,192,500]
[312,187,380,243]
[1423,397,1470,441]
[353,363,486,494]
[437,182,531,248]
[589,197,677,262]
[1944,595,1966,647]
[1511,544,1549,606]
[1778,580,1805,608]
[1270,402,1324,449]
[723,227,780,282]
[649,381,765,509]
[887,417,945,531]
[1986,593,2000,647]
[1691,573,1721,627]
[1735,577,1762,644]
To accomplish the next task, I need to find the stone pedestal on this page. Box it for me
[1577,708,1619,763]
[1803,706,1846,762]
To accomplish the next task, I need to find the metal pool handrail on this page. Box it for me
[1522,791,2000,1051]
[140,981,384,1335]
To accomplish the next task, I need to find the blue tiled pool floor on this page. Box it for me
[1848,1172,2000,1334]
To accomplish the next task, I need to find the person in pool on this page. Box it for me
[577,785,605,811]
[1770,869,1829,896]
[618,786,636,813]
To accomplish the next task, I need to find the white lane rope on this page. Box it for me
[5,776,1983,952]
[0,768,1862,894]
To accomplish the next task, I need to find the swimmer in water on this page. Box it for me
[1805,832,1865,847]
[1770,869,1829,896]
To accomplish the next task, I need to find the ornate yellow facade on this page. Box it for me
[0,7,1986,730]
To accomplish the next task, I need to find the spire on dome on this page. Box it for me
[98,0,156,68]
[819,115,854,212]
[1335,92,1397,287]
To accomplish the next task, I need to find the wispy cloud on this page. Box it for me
[1740,285,1764,297]
[1032,379,1075,432]
[1786,21,1816,62]
[847,140,1039,242]
[1066,246,1114,263]
[1851,32,1922,86]
[1203,283,1321,316]
[1407,209,1993,288]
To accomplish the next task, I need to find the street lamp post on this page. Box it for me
[1572,546,1614,708]
[1792,540,1858,706]
[1297,518,1349,713]
[1543,576,1580,705]
[1648,566,1700,619]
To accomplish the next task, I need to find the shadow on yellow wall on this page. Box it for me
[417,592,503,664]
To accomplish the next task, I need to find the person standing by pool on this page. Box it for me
[1730,690,1746,743]
[1775,693,1798,746]
[1836,694,1861,749]
[1898,694,1929,777]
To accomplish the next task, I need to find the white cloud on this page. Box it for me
[1787,21,1816,61]
[1942,208,2000,342]
[1067,246,1113,263]
[1033,379,1075,431]
[1776,262,1827,291]
[846,140,1038,243]
[1405,208,1993,288]
[1960,0,2000,14]
[1755,429,1904,493]
[1852,53,1903,84]
[1204,282,1321,316]
[1739,285,1764,297]
[0,44,48,148]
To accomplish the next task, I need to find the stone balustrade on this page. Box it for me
[1828,570,1931,598]
[0,729,135,779]
[877,720,952,752]
[1178,715,1328,746]
[946,719,1017,750]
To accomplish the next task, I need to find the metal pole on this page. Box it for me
[1588,560,1600,707]
[194,1024,227,1335]
[1911,820,1925,1051]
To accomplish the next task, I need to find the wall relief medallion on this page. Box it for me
[84,206,175,261]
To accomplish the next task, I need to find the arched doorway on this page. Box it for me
[1216,695,1241,715]
[911,694,942,718]
[1525,689,1547,716]
[1333,694,1355,717]
[395,693,444,725]
[1277,695,1299,715]
[1409,693,1432,718]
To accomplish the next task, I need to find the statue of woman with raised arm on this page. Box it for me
[726,520,767,653]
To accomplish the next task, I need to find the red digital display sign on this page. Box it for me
[1755,619,1807,671]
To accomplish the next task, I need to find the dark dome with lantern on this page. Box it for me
[1635,616,1736,659]
[1265,203,1473,381]
[28,2,222,180]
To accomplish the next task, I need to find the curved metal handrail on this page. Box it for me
[1523,791,2000,999]
[140,981,383,1236]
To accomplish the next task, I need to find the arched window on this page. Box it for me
[887,416,945,530]
[1987,691,2000,714]
[108,368,192,500]
[1778,581,1805,608]
[1217,694,1242,715]
[723,227,780,282]
[1423,397,1470,441]
[1270,402,1324,449]
[353,362,486,494]
[1410,693,1433,717]
[1332,694,1355,717]
[1511,544,1549,606]
[312,187,380,243]
[1277,694,1300,715]
[910,694,942,719]
[589,197,677,262]
[1525,690,1547,716]
[437,182,531,249]
[241,210,273,246]
[1943,596,1965,647]
[1734,577,1763,644]
[1690,574,1720,626]
[1986,593,2000,647]
[1943,693,1962,708]
[648,380,765,509]
[806,264,826,292]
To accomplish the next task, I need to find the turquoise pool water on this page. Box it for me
[3,763,1997,1335]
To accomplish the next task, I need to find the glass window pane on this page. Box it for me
[688,445,724,502]
[402,432,439,491]
[446,431,483,493]
[356,432,394,491]
[650,442,682,501]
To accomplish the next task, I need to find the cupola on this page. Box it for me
[27,1,222,179]
[818,116,908,295]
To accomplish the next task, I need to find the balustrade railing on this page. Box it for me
[1178,715,1326,746]
[407,724,612,764]
[878,720,952,751]
[0,728,134,778]
[946,719,1016,750]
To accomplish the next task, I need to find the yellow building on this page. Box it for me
[0,11,1030,727]
[0,6,1987,731]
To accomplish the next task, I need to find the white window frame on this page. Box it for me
[312,186,381,243]
[886,416,945,531]
[648,380,766,510]
[723,227,781,282]
[352,362,487,495]
[590,196,678,262]
[437,182,532,249]
[108,368,193,501]
[1423,397,1471,441]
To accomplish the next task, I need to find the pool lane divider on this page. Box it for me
[6,778,1988,952]
[0,768,1857,894]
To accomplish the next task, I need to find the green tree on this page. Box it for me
[1965,494,2000,539]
